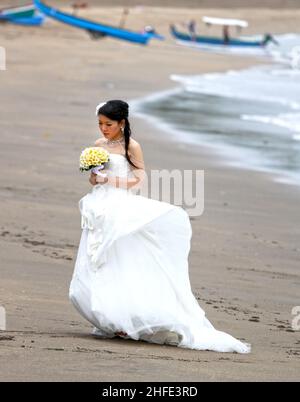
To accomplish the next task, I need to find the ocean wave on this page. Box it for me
[171,64,300,110]
[241,113,300,134]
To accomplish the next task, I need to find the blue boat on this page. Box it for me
[170,17,277,48]
[5,15,45,26]
[171,25,266,48]
[0,3,44,26]
[0,4,36,20]
[33,0,161,45]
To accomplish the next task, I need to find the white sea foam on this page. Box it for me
[171,64,300,110]
[134,34,300,187]
[242,113,300,134]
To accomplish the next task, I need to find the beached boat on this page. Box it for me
[5,15,44,26]
[0,4,35,20]
[0,3,44,26]
[171,17,276,48]
[33,0,161,45]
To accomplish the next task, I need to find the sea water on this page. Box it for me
[135,34,300,186]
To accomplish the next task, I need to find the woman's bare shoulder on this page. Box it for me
[128,138,144,166]
[129,138,142,152]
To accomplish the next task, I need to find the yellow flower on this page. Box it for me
[79,147,110,171]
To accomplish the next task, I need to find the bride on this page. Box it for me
[69,100,251,353]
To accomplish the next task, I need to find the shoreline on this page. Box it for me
[131,65,300,190]
[0,7,299,381]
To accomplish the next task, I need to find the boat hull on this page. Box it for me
[5,15,44,26]
[170,25,262,48]
[34,0,152,44]
[0,5,35,20]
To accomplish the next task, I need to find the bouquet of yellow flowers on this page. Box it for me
[79,147,110,177]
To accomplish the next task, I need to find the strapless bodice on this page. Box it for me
[105,153,134,179]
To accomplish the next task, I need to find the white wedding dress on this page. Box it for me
[69,152,250,353]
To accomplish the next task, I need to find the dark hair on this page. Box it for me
[97,100,138,169]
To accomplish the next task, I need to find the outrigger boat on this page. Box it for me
[171,16,277,48]
[0,4,35,20]
[34,0,163,45]
[0,3,44,26]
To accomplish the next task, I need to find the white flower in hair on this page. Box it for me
[95,102,107,116]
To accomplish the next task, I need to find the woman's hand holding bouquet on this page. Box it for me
[79,147,110,185]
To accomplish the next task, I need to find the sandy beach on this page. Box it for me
[0,4,300,382]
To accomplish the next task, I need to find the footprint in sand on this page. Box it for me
[1,226,75,261]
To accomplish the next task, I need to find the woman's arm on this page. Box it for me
[105,175,142,190]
